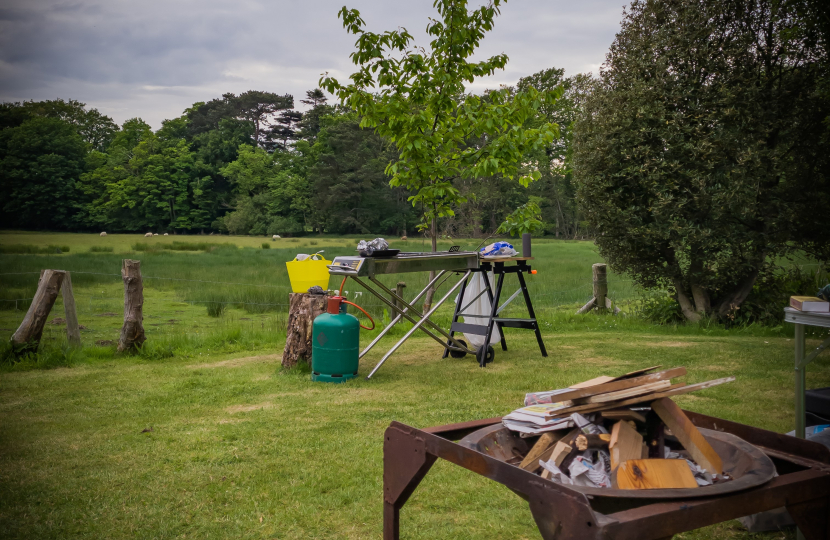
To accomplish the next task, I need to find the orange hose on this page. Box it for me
[342,300,375,330]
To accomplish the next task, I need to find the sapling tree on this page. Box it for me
[321,0,558,308]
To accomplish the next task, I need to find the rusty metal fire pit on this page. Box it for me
[458,423,775,500]
[383,411,830,539]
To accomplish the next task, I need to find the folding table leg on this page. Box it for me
[442,272,469,359]
[518,270,548,357]
[480,271,505,367]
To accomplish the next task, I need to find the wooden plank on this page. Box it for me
[61,272,81,347]
[549,377,735,419]
[570,375,615,389]
[544,367,687,404]
[581,380,672,404]
[601,409,647,424]
[651,397,724,475]
[613,365,662,381]
[519,431,561,471]
[615,459,698,489]
[610,420,643,470]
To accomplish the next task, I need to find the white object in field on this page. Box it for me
[163,233,168,236]
[273,235,280,240]
[153,233,158,236]
[100,232,107,236]
[144,232,153,237]
[456,272,501,347]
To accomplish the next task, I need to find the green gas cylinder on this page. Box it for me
[311,296,360,383]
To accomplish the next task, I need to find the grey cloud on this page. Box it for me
[0,0,625,128]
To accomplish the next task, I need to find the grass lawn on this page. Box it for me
[1,231,827,539]
[1,327,827,539]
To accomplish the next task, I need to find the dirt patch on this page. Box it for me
[225,402,273,414]
[646,341,694,348]
[48,317,66,325]
[78,325,88,330]
[190,354,280,369]
[167,319,179,323]
[96,339,116,346]
[95,312,117,317]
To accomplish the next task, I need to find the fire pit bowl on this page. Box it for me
[458,423,776,500]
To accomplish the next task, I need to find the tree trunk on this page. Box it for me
[282,292,327,369]
[11,269,66,352]
[716,266,764,318]
[118,259,145,352]
[672,277,702,322]
[422,216,439,312]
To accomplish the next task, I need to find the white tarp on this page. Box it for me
[457,272,502,347]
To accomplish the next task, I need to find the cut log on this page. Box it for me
[651,397,724,475]
[282,292,328,368]
[117,259,145,352]
[61,272,81,347]
[11,269,66,352]
[575,433,611,451]
[610,420,644,470]
[614,459,698,489]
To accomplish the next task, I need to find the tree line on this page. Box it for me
[0,72,585,238]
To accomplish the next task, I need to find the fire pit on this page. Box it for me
[382,412,830,539]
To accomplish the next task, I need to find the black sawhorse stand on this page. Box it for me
[442,257,547,366]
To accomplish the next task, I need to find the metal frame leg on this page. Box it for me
[481,269,507,353]
[517,268,548,357]
[366,271,472,379]
[368,275,470,353]
[359,271,448,359]
[480,271,505,367]
[796,323,806,440]
[442,272,470,359]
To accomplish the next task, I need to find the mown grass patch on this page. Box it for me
[0,331,821,539]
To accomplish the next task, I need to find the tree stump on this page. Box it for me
[282,292,327,369]
[118,259,145,352]
[11,269,66,352]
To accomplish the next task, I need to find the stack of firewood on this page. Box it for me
[506,367,732,489]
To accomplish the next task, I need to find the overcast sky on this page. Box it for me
[0,0,626,129]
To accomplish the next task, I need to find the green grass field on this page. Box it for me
[0,231,826,539]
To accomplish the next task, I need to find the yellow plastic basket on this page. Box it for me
[286,254,332,293]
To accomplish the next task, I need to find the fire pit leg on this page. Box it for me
[383,425,438,540]
[787,498,830,540]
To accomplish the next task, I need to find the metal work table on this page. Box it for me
[327,251,547,378]
[328,251,480,379]
[784,307,830,439]
[382,414,830,540]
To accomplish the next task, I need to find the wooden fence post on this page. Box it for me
[395,282,407,311]
[593,263,608,314]
[11,269,66,351]
[62,272,81,347]
[118,259,145,352]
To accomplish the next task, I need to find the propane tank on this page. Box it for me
[311,296,360,383]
